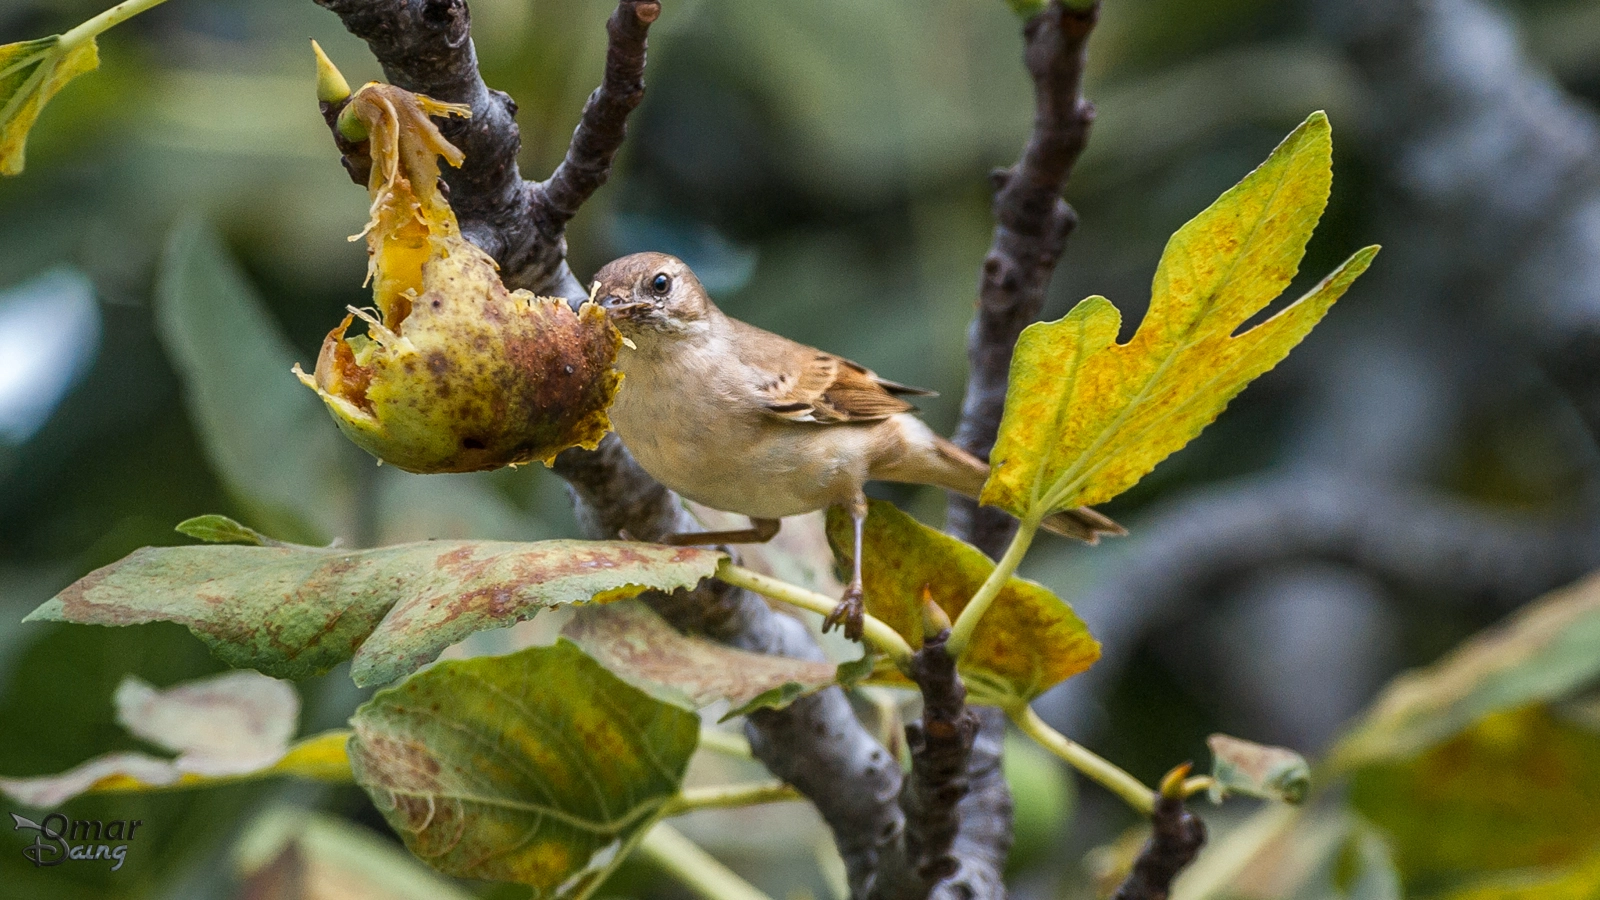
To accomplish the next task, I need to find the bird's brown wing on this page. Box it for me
[734,320,933,424]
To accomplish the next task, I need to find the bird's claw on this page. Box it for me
[823,585,865,642]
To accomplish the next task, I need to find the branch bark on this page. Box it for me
[1111,793,1206,900]
[947,0,1099,551]
[315,3,906,895]
[884,3,1103,898]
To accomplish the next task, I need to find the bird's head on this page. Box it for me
[590,252,715,343]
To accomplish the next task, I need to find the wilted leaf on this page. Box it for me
[297,81,620,473]
[1207,734,1310,804]
[983,112,1378,521]
[26,536,725,683]
[0,671,350,807]
[826,500,1100,706]
[234,806,478,900]
[348,641,698,891]
[156,219,365,544]
[0,35,98,175]
[1349,705,1600,882]
[175,514,283,547]
[1330,570,1600,770]
[562,601,842,718]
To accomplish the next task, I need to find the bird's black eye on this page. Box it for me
[649,273,671,295]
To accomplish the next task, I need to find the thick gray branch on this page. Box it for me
[316,3,906,894]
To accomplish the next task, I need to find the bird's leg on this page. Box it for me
[652,517,782,546]
[822,495,868,641]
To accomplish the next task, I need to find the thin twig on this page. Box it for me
[535,0,659,231]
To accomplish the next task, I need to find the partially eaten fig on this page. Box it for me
[295,73,619,473]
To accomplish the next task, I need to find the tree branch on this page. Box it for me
[893,633,981,893]
[534,1,658,232]
[1111,793,1206,900]
[313,0,659,298]
[881,3,1102,898]
[947,0,1099,550]
[316,4,906,895]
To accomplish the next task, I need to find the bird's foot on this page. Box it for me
[822,584,865,642]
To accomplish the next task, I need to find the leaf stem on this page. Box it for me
[946,517,1038,658]
[60,0,172,51]
[1010,703,1155,816]
[663,781,802,816]
[638,822,775,900]
[716,561,914,669]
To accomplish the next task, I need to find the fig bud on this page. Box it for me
[295,78,620,473]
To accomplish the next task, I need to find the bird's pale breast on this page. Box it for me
[608,343,873,519]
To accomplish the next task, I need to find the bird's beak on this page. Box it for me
[597,292,648,316]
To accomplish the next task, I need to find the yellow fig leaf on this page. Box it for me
[983,112,1379,520]
[0,35,99,176]
[825,500,1100,706]
[298,80,621,473]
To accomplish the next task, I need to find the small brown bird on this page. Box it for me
[590,252,1124,639]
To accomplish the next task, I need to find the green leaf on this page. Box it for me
[1206,734,1310,804]
[982,111,1379,521]
[155,219,366,544]
[1329,570,1600,771]
[26,537,725,684]
[0,35,98,176]
[562,601,842,719]
[0,671,349,807]
[825,500,1100,706]
[348,641,699,891]
[1349,705,1600,883]
[174,514,282,546]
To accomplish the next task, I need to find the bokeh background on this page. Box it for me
[2,0,1599,897]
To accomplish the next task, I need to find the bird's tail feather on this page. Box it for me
[878,421,1124,544]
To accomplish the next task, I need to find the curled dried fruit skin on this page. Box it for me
[296,80,620,473]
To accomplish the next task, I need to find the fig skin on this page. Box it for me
[295,80,620,473]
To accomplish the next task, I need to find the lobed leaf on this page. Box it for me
[25,534,725,685]
[983,112,1378,521]
[0,671,350,807]
[1206,734,1310,804]
[825,500,1099,706]
[348,641,698,892]
[0,35,98,176]
[562,601,843,719]
[1328,569,1600,771]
